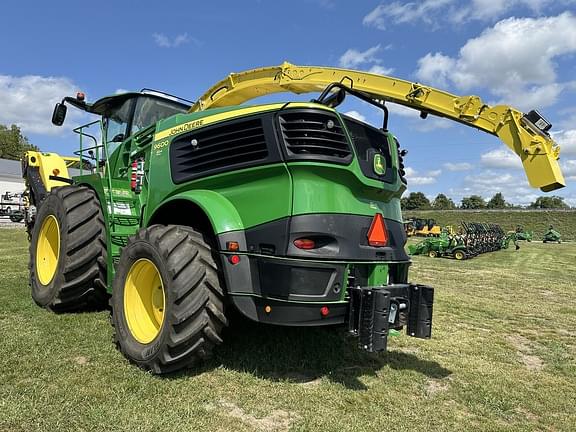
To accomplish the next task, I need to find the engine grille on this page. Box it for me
[278,111,351,161]
[170,117,269,183]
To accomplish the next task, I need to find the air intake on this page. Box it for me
[279,111,351,161]
[170,117,268,183]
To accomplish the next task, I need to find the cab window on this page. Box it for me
[131,96,189,135]
[104,99,133,155]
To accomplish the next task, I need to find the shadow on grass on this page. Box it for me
[197,317,451,390]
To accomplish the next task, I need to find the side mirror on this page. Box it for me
[52,103,67,126]
[321,88,346,108]
[111,133,125,143]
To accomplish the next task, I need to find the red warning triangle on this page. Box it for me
[367,213,388,247]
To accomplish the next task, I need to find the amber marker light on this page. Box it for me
[226,241,240,251]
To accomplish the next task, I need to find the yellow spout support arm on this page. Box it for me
[191,62,565,192]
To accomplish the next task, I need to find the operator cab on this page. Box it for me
[88,91,191,154]
[51,89,191,159]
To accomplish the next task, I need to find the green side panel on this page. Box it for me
[367,264,389,286]
[288,162,404,222]
[145,163,293,233]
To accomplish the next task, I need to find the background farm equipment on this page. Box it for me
[408,232,468,260]
[501,232,521,250]
[0,192,24,223]
[409,221,513,259]
[543,226,562,243]
[461,222,506,257]
[404,217,442,237]
[511,225,533,241]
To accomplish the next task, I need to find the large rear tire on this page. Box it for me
[29,186,108,312]
[111,225,227,374]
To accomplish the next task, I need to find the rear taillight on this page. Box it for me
[293,238,316,249]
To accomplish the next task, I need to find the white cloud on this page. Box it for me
[413,116,454,132]
[552,129,576,155]
[0,74,84,135]
[343,110,367,122]
[363,0,571,28]
[339,45,381,68]
[386,103,420,118]
[443,162,473,171]
[368,64,394,76]
[562,159,576,176]
[480,148,523,169]
[405,166,442,185]
[363,0,454,28]
[362,4,388,30]
[153,32,198,48]
[450,170,540,205]
[115,88,130,94]
[415,13,576,111]
[448,166,575,205]
[455,0,557,23]
[338,45,394,76]
[385,101,455,130]
[416,53,455,88]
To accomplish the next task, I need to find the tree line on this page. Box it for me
[0,124,38,160]
[401,192,571,210]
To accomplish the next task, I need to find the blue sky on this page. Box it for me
[1,0,575,205]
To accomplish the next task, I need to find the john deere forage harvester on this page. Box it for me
[22,63,566,374]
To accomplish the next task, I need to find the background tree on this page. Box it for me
[0,124,38,160]
[432,193,456,210]
[461,195,486,209]
[487,192,507,209]
[402,192,431,210]
[528,196,569,209]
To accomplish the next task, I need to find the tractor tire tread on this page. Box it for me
[29,186,108,312]
[111,224,227,374]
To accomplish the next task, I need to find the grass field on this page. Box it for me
[404,210,576,241]
[1,228,575,432]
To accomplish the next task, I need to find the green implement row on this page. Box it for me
[408,222,519,259]
[543,226,562,243]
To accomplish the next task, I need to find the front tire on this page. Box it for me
[454,250,466,260]
[29,186,107,312]
[111,225,227,374]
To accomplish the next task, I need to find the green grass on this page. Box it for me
[1,228,575,431]
[404,210,576,240]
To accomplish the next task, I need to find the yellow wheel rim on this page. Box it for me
[36,215,60,285]
[124,258,166,344]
